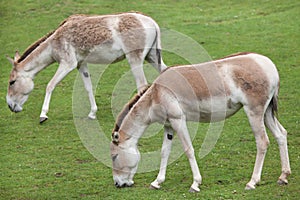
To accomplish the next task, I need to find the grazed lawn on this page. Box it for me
[0,0,299,199]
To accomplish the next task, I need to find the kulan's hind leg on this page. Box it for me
[244,106,270,190]
[145,47,167,72]
[264,106,291,185]
[126,52,148,93]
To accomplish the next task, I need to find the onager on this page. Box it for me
[6,12,166,123]
[110,52,291,192]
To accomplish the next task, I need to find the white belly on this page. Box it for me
[85,43,125,64]
[182,96,242,123]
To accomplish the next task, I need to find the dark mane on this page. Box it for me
[17,19,68,63]
[17,31,54,63]
[218,52,253,60]
[112,85,151,133]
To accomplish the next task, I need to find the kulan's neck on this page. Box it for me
[121,114,149,146]
[120,96,152,145]
[21,42,54,78]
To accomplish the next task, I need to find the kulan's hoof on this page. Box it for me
[149,182,160,190]
[277,179,288,185]
[39,117,48,124]
[189,187,200,193]
[245,184,256,190]
[88,113,96,120]
[149,185,158,190]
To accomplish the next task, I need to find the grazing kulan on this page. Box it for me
[6,12,166,123]
[110,52,291,192]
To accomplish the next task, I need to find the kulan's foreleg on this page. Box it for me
[78,64,98,119]
[40,62,76,123]
[150,126,174,189]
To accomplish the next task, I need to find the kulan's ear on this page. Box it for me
[14,51,20,61]
[112,132,119,143]
[6,55,15,65]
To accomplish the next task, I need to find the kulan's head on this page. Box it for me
[6,51,34,113]
[110,131,140,188]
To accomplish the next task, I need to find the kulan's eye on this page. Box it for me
[9,80,16,86]
[112,154,118,162]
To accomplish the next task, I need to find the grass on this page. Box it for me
[1,0,299,199]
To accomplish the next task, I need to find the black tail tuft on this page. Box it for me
[157,49,162,66]
[270,90,279,119]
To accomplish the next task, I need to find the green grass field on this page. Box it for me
[1,0,299,199]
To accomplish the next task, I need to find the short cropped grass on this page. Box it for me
[1,0,299,199]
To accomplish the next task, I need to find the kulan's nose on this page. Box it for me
[114,182,131,188]
[7,102,22,113]
[8,103,14,112]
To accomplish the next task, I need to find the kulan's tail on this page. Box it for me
[153,22,167,72]
[268,85,279,121]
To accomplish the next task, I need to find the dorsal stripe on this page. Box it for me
[218,52,253,60]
